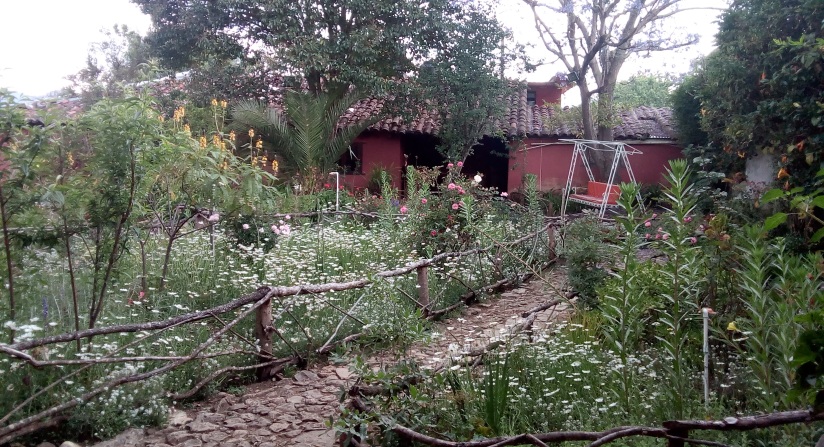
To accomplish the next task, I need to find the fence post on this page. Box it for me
[667,429,688,447]
[417,265,430,311]
[255,297,274,380]
[547,225,557,260]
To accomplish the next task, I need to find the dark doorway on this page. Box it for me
[401,133,444,169]
[462,136,509,192]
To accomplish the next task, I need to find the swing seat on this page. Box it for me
[569,181,621,207]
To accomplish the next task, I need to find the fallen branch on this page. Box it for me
[0,291,274,444]
[0,346,263,368]
[172,356,295,401]
[318,292,368,353]
[520,297,565,318]
[426,261,554,320]
[376,409,824,447]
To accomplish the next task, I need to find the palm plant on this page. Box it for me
[231,90,377,192]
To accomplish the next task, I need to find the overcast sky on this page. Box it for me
[0,0,724,100]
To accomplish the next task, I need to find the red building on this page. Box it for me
[337,80,682,194]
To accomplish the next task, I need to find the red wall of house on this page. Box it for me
[506,139,683,193]
[341,134,404,190]
[530,83,564,106]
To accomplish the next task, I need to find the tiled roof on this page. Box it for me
[347,89,676,140]
[35,82,675,141]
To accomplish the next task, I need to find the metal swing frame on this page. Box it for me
[559,139,644,218]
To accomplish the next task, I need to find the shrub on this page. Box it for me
[560,217,614,308]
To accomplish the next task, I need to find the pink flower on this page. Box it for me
[662,233,670,240]
[280,225,291,236]
[689,237,698,245]
[139,291,145,299]
[447,183,457,190]
[285,215,291,220]
[501,192,508,197]
[655,234,661,240]
[458,187,465,194]
[430,230,438,236]
[421,198,427,204]
[400,206,408,214]
[457,161,463,167]
[684,216,693,223]
[645,233,651,239]
[208,213,220,223]
[242,223,250,230]
[657,227,663,233]
[652,213,658,218]
[644,221,651,227]
[447,163,454,168]
[452,203,460,210]
[271,224,280,234]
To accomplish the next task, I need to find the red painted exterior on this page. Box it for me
[506,138,683,193]
[340,133,404,190]
[529,82,565,106]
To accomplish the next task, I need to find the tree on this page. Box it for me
[613,73,675,109]
[132,0,463,97]
[670,70,709,148]
[419,2,524,162]
[66,25,165,105]
[683,0,824,187]
[522,0,710,173]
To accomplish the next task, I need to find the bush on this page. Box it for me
[560,217,614,308]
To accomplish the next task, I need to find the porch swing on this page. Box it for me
[560,139,644,218]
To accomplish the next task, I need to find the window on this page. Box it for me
[527,90,537,106]
[338,143,364,174]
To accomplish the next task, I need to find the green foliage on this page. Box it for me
[598,183,648,412]
[404,163,500,254]
[231,91,375,192]
[66,24,166,106]
[612,73,675,110]
[732,227,821,410]
[683,0,824,186]
[66,368,167,439]
[671,74,710,148]
[134,0,483,98]
[651,160,704,417]
[418,2,522,162]
[560,217,613,309]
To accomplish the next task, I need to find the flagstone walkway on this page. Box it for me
[84,268,572,447]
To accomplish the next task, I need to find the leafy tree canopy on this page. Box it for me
[132,0,474,97]
[66,25,168,105]
[675,0,824,186]
[419,2,527,162]
[613,73,675,110]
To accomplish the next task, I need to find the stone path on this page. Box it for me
[85,268,572,447]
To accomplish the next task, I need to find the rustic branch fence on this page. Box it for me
[0,212,565,444]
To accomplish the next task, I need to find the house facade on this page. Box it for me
[337,80,683,194]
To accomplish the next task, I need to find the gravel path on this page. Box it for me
[84,268,572,447]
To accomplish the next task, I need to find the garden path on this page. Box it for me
[87,268,571,447]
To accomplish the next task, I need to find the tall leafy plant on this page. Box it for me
[0,90,54,342]
[734,226,819,410]
[231,91,376,192]
[655,159,703,418]
[600,183,647,413]
[79,97,162,330]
